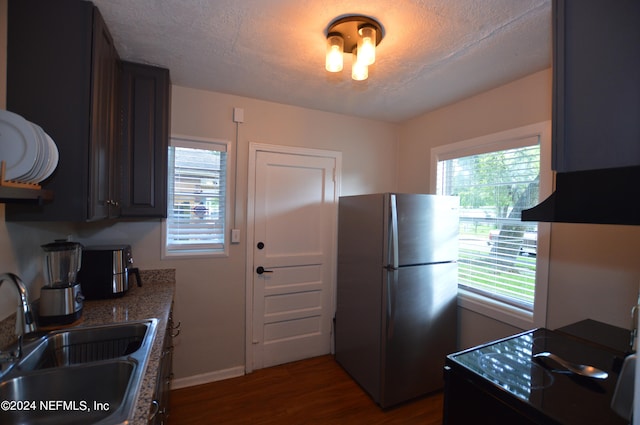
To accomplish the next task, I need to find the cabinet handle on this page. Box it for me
[149,400,160,421]
[171,328,181,338]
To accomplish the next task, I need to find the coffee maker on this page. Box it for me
[39,239,84,325]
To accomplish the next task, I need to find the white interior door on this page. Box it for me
[247,145,339,371]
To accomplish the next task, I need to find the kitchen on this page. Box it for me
[1,0,640,424]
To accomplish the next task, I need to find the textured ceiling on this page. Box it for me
[92,0,552,123]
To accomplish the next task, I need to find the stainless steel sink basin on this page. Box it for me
[18,320,155,371]
[0,319,157,424]
[0,360,135,425]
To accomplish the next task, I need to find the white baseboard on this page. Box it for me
[171,365,245,390]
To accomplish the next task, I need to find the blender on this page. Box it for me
[39,239,85,325]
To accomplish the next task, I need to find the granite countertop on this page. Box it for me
[0,269,176,425]
[79,269,176,425]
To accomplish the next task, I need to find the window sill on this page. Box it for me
[458,288,533,330]
[161,249,228,260]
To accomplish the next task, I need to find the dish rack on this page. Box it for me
[0,160,42,189]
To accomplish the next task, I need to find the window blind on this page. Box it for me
[436,144,540,310]
[166,139,227,252]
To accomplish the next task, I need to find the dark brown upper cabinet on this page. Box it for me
[119,61,170,218]
[6,0,170,222]
[6,0,120,221]
[553,0,640,172]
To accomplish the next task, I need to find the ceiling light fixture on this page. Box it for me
[325,15,383,81]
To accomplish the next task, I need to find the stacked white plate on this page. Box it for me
[0,109,59,184]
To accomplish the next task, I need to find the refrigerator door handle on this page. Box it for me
[389,194,399,269]
[386,268,398,339]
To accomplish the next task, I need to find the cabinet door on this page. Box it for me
[553,0,640,172]
[119,62,170,218]
[6,0,119,222]
[6,0,93,221]
[89,7,120,220]
[151,308,175,425]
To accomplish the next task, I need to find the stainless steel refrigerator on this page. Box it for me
[335,193,459,408]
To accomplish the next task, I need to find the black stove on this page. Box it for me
[443,328,628,425]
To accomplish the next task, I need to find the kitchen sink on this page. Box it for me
[17,320,155,371]
[0,360,136,425]
[0,319,157,424]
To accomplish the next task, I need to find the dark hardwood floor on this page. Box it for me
[168,355,444,424]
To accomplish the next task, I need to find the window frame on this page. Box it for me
[162,134,232,259]
[430,122,552,329]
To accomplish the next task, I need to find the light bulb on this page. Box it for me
[351,48,368,81]
[325,34,344,72]
[358,26,376,65]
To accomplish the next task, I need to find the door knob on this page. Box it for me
[256,266,273,275]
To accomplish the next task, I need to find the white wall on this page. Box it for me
[398,68,640,349]
[398,69,553,194]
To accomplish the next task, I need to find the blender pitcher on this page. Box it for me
[39,239,84,325]
[42,239,83,287]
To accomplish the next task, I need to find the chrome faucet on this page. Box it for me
[0,273,36,365]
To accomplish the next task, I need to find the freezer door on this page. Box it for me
[388,194,459,266]
[337,194,386,269]
[381,262,458,408]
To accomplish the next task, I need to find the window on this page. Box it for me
[163,136,230,258]
[431,123,551,328]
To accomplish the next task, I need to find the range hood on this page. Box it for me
[522,165,640,225]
